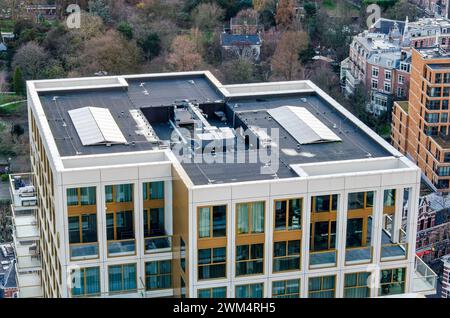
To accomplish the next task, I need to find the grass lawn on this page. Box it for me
[0,94,26,115]
[0,94,25,105]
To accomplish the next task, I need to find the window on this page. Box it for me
[108,264,137,293]
[71,267,100,297]
[198,205,226,238]
[397,87,405,97]
[67,187,96,206]
[308,275,336,298]
[312,195,338,212]
[198,247,226,280]
[384,82,391,92]
[143,208,165,237]
[106,185,135,256]
[198,287,227,298]
[145,260,171,290]
[272,279,300,298]
[273,240,300,272]
[398,75,405,84]
[371,79,378,89]
[68,214,97,245]
[379,268,406,296]
[274,198,302,231]
[235,283,263,298]
[67,187,98,260]
[372,67,379,77]
[236,201,265,234]
[143,181,164,200]
[385,70,391,80]
[344,272,371,298]
[180,237,186,272]
[236,243,264,276]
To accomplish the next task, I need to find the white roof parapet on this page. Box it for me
[68,107,127,146]
[268,106,342,145]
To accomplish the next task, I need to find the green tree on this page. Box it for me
[139,33,162,61]
[117,21,133,40]
[13,67,25,96]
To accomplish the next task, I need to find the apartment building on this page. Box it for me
[342,17,450,115]
[410,0,450,19]
[391,47,450,193]
[9,71,438,298]
[442,254,450,297]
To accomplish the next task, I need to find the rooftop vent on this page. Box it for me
[68,106,127,146]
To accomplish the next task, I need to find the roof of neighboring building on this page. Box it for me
[370,18,406,35]
[221,33,261,46]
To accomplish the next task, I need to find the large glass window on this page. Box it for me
[346,191,374,265]
[235,283,263,298]
[145,260,171,291]
[67,187,96,206]
[198,287,227,298]
[67,187,98,260]
[237,201,265,234]
[143,181,164,200]
[105,184,135,256]
[236,243,264,276]
[198,205,226,238]
[273,240,300,272]
[310,195,338,268]
[379,268,406,296]
[272,279,300,298]
[143,208,165,237]
[344,272,371,298]
[71,267,100,297]
[108,264,137,294]
[198,247,226,280]
[274,198,302,231]
[308,275,336,298]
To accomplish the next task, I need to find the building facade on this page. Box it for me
[391,47,450,192]
[442,254,450,297]
[10,71,437,298]
[342,17,450,115]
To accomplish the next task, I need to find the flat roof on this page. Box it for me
[34,72,397,185]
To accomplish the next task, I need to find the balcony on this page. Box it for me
[412,256,437,295]
[11,207,39,242]
[9,174,37,211]
[144,235,172,254]
[16,269,43,298]
[15,244,41,272]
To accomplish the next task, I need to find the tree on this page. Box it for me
[88,0,112,24]
[139,32,161,61]
[70,11,105,43]
[271,31,309,80]
[117,21,133,40]
[275,0,295,30]
[13,67,25,95]
[192,3,224,31]
[384,0,419,21]
[221,59,257,84]
[12,42,49,80]
[167,35,203,72]
[76,29,142,76]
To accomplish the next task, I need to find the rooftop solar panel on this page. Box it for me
[267,106,342,145]
[68,107,127,146]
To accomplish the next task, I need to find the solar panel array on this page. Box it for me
[68,107,127,146]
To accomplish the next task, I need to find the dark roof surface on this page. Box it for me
[221,33,261,46]
[37,76,394,185]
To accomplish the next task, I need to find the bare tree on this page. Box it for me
[167,35,203,72]
[271,31,308,80]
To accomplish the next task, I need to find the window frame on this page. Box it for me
[145,260,172,291]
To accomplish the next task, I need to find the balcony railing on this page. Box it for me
[144,235,172,254]
[107,239,136,257]
[413,255,437,295]
[345,246,373,265]
[309,249,337,269]
[9,174,37,210]
[381,242,408,261]
[70,242,99,261]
